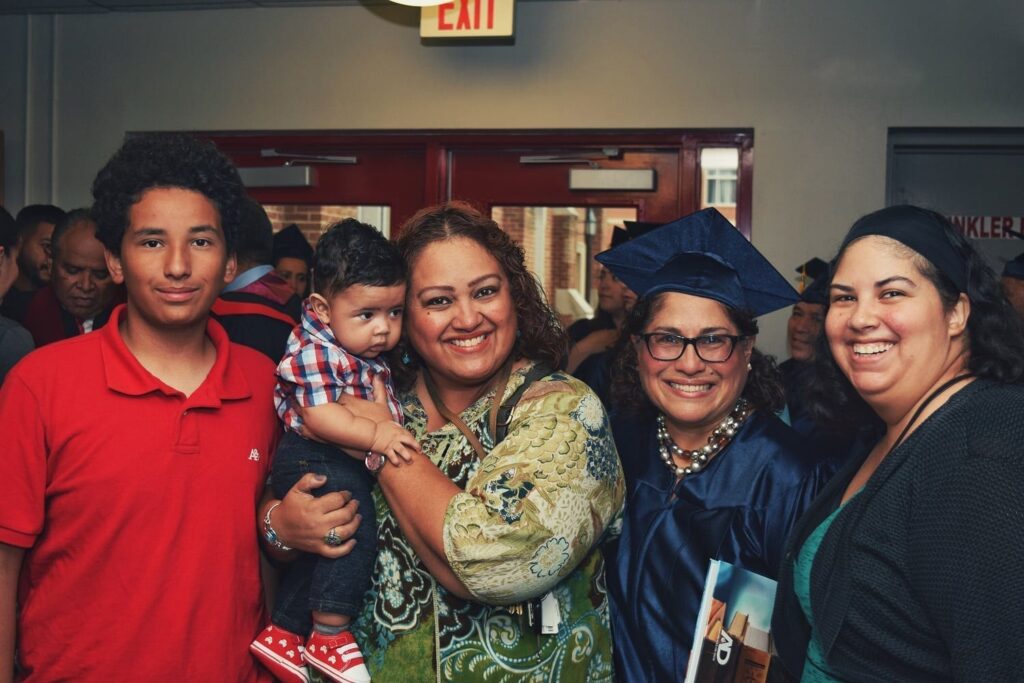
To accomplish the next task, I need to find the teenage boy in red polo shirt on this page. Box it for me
[0,135,280,681]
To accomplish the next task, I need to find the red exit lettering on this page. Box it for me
[437,0,496,31]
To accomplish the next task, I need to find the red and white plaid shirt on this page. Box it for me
[275,300,402,434]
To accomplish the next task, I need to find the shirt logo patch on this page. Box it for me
[248,448,261,462]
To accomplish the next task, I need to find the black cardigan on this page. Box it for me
[772,380,1024,683]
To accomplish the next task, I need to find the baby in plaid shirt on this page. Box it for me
[252,219,418,683]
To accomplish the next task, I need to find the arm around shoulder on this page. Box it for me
[443,378,625,604]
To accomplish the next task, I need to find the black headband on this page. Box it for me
[841,206,967,293]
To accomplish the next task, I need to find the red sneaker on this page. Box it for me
[250,624,310,682]
[302,629,370,683]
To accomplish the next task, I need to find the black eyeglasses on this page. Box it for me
[639,332,748,363]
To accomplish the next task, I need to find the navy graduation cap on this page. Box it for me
[800,275,830,305]
[1000,227,1024,280]
[610,220,664,248]
[1004,252,1024,280]
[794,257,829,305]
[609,227,629,249]
[795,257,827,283]
[273,224,314,266]
[595,208,798,316]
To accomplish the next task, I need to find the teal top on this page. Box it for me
[793,501,848,682]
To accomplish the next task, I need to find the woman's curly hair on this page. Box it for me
[91,134,247,256]
[807,206,1024,433]
[610,292,785,418]
[391,201,567,389]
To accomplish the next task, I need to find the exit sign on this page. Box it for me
[420,0,515,39]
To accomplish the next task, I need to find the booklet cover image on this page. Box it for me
[684,559,778,683]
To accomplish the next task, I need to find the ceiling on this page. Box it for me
[0,0,409,14]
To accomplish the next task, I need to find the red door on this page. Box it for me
[203,130,752,238]
[207,134,433,233]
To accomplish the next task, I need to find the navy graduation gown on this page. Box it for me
[606,410,830,683]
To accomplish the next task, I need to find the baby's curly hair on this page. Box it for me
[313,218,406,297]
[91,134,247,256]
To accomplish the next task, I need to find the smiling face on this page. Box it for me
[826,236,969,421]
[52,219,116,320]
[787,301,824,362]
[405,237,517,398]
[635,291,753,447]
[106,187,236,334]
[311,283,405,359]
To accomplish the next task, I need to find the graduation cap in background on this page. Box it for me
[1003,252,1024,280]
[609,227,629,249]
[1001,227,1024,280]
[794,257,829,305]
[609,220,665,248]
[272,224,314,267]
[596,208,798,316]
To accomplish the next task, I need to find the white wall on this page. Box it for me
[2,0,1022,355]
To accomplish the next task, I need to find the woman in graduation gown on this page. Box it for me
[600,208,836,683]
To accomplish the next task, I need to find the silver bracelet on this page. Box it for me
[262,501,292,551]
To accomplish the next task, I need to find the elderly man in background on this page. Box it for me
[22,209,121,346]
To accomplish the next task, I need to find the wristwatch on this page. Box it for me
[262,501,292,551]
[365,450,386,477]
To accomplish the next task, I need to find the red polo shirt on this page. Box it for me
[0,305,279,681]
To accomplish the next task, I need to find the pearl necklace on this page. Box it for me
[656,398,753,477]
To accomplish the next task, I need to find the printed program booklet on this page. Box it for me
[684,559,778,683]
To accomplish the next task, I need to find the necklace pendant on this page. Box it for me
[656,398,753,478]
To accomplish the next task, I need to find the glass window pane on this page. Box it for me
[700,148,739,225]
[491,206,637,327]
[262,204,392,249]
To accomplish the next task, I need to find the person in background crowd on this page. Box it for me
[602,209,832,682]
[772,205,1024,682]
[780,258,828,431]
[0,134,282,681]
[213,198,302,361]
[566,237,635,371]
[261,202,624,682]
[0,204,64,323]
[780,257,875,463]
[1000,251,1024,318]
[569,221,660,404]
[273,223,314,298]
[0,206,33,383]
[22,209,121,346]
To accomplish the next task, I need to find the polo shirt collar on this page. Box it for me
[101,304,252,405]
[222,264,274,293]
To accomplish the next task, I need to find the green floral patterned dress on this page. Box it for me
[346,363,625,682]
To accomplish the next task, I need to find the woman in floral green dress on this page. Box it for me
[268,202,624,682]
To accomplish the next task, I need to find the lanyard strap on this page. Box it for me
[888,372,973,455]
[422,357,514,461]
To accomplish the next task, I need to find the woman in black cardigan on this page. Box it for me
[772,206,1024,682]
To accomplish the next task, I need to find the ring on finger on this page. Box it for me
[324,527,343,547]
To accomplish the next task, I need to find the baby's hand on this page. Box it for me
[370,421,421,466]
